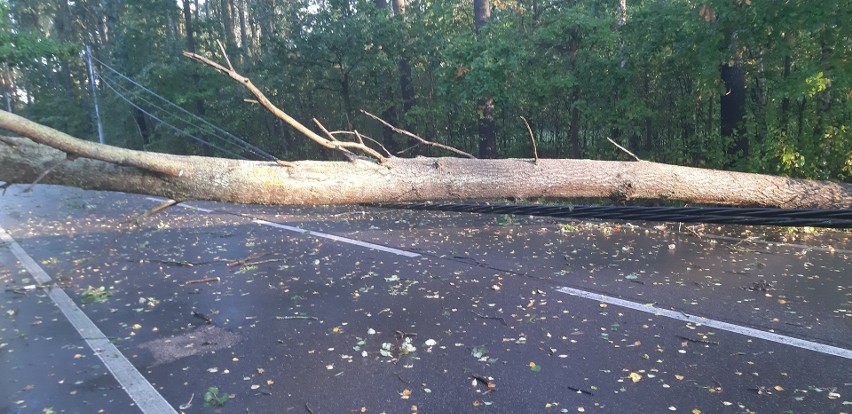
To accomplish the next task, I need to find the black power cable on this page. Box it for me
[372,202,852,228]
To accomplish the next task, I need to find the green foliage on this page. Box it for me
[203,386,230,407]
[3,0,849,180]
[0,2,76,66]
[80,286,111,303]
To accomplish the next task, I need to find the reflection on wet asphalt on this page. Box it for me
[1,185,849,413]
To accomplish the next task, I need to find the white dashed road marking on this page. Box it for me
[556,286,852,360]
[140,196,849,359]
[143,197,419,258]
[253,219,420,258]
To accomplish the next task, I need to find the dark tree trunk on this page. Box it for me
[375,0,398,153]
[398,59,415,125]
[238,0,249,59]
[182,0,198,63]
[478,98,497,158]
[182,0,209,155]
[720,63,746,159]
[341,73,353,130]
[221,0,235,49]
[474,0,497,158]
[392,0,418,151]
[796,97,806,141]
[133,109,151,146]
[780,55,792,135]
[569,103,580,158]
[257,0,276,53]
[54,0,76,93]
[812,42,833,144]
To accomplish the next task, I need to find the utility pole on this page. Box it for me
[85,44,105,144]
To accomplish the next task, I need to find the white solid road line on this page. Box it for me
[0,227,178,414]
[556,286,852,360]
[253,219,421,258]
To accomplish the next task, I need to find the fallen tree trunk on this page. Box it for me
[1,132,849,208]
[3,47,850,210]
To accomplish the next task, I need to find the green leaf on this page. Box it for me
[471,346,488,359]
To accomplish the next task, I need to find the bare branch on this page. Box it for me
[313,118,340,142]
[135,199,179,225]
[360,110,476,159]
[183,51,386,162]
[312,118,377,161]
[216,41,234,72]
[0,110,187,176]
[607,137,641,162]
[328,130,392,157]
[520,116,539,164]
[27,158,67,190]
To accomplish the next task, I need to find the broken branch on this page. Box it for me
[183,52,386,162]
[361,110,476,159]
[0,110,187,176]
[520,116,539,163]
[607,137,641,162]
[184,276,221,286]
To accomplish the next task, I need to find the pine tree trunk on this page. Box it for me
[2,112,848,209]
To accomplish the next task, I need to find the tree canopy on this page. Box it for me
[1,0,849,181]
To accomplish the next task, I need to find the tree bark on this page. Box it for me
[1,112,849,209]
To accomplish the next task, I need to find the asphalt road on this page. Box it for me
[1,184,850,414]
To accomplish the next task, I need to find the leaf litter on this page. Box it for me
[1,192,850,413]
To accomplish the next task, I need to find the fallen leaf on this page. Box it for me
[629,372,642,383]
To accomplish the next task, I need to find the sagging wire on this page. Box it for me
[91,55,277,161]
[373,202,852,228]
[97,72,247,159]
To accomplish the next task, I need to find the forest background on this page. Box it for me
[0,0,849,181]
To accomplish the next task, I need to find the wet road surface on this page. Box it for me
[1,184,850,413]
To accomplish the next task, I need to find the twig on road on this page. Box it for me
[473,311,508,326]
